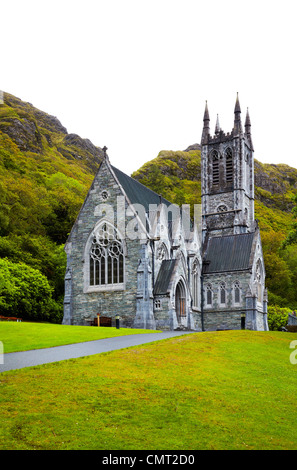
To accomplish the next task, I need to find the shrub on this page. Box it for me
[267,305,291,331]
[0,258,57,322]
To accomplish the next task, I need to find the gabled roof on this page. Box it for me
[153,259,177,295]
[66,159,177,246]
[203,232,256,273]
[111,165,172,213]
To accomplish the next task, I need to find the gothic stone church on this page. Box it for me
[62,95,269,331]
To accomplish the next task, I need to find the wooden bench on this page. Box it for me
[286,325,297,333]
[91,316,112,327]
[0,316,22,322]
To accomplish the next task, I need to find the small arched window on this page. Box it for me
[220,282,226,305]
[212,151,219,185]
[89,223,124,287]
[225,148,233,184]
[234,281,240,304]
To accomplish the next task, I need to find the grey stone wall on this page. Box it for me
[203,310,243,331]
[153,296,173,330]
[63,159,142,327]
[202,271,250,331]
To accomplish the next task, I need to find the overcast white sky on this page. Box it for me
[1,0,297,175]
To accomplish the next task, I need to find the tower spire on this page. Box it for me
[215,114,221,134]
[245,107,251,132]
[201,101,210,145]
[233,92,242,134]
[245,108,254,150]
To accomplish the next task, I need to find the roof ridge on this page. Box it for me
[209,231,255,239]
[111,165,173,208]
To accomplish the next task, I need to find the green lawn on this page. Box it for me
[1,329,297,450]
[0,321,158,353]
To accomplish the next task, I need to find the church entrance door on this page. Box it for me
[175,281,186,325]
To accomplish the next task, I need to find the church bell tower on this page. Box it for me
[201,94,255,240]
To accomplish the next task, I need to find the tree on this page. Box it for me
[0,258,62,322]
[283,194,297,247]
[264,252,293,304]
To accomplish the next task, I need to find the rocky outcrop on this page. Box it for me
[0,92,104,173]
[184,143,201,152]
[0,117,43,152]
[63,134,104,160]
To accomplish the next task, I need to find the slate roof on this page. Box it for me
[203,232,255,273]
[153,259,177,295]
[111,165,173,213]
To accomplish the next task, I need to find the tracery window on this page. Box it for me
[234,281,240,304]
[217,204,228,212]
[225,148,233,183]
[220,282,226,305]
[89,223,124,287]
[156,243,169,261]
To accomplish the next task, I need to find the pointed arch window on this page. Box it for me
[220,282,226,305]
[225,148,233,183]
[192,259,200,308]
[255,260,263,302]
[175,281,186,321]
[234,281,241,304]
[89,223,124,287]
[206,283,213,307]
[157,243,169,261]
[212,151,219,186]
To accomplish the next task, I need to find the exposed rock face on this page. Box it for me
[33,110,68,135]
[0,92,104,173]
[0,117,43,152]
[254,161,286,194]
[184,143,201,152]
[253,161,297,211]
[63,134,104,160]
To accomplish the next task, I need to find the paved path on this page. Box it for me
[0,331,192,373]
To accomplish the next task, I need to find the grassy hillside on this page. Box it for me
[0,91,297,320]
[1,329,297,450]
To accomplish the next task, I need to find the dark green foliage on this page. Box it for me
[283,193,297,247]
[0,234,66,301]
[0,258,62,322]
